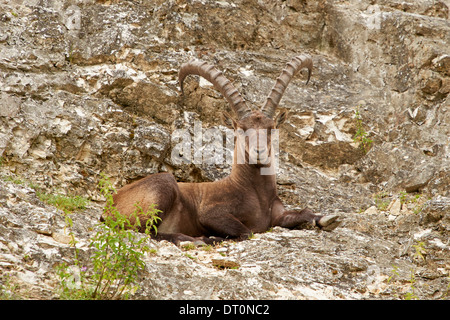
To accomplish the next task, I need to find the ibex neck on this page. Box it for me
[229,163,277,191]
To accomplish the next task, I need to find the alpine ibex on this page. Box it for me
[105,54,340,244]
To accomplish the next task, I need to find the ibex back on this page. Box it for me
[103,55,340,245]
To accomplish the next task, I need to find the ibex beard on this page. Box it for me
[102,55,341,245]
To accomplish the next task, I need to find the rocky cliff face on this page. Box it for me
[0,0,449,299]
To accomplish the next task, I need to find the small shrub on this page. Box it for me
[353,107,373,154]
[412,240,427,262]
[56,173,161,300]
[404,269,419,300]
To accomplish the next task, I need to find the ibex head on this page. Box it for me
[179,55,312,167]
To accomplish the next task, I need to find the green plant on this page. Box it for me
[0,274,20,300]
[374,192,390,211]
[353,107,373,154]
[90,174,161,299]
[202,245,213,252]
[67,42,75,64]
[56,173,161,300]
[38,191,90,261]
[404,269,419,300]
[184,253,196,260]
[412,240,427,262]
[182,243,196,251]
[37,192,89,215]
[1,175,25,185]
[386,265,421,300]
[397,191,425,214]
[387,265,399,284]
[56,263,92,300]
[399,191,408,204]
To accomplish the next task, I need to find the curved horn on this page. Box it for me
[261,55,313,119]
[179,59,252,120]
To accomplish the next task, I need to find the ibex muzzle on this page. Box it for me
[102,54,340,245]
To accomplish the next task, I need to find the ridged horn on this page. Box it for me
[261,55,313,119]
[179,59,252,120]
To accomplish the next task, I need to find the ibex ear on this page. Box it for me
[221,111,237,129]
[275,110,288,128]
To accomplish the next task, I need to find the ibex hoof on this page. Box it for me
[318,215,341,231]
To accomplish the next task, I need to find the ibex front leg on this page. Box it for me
[199,207,253,241]
[271,199,341,231]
